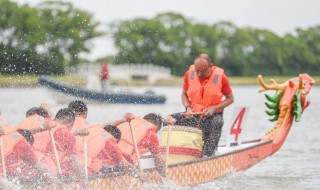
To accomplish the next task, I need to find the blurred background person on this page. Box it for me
[99,60,110,93]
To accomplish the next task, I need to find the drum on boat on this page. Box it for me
[159,125,203,164]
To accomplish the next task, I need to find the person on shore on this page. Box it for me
[180,53,234,157]
[99,60,110,93]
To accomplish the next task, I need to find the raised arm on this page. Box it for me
[101,113,135,127]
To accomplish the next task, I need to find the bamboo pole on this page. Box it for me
[49,130,62,175]
[0,137,6,179]
[83,136,88,180]
[128,121,143,174]
[164,125,172,174]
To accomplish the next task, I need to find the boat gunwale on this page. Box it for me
[88,139,272,181]
[167,139,272,168]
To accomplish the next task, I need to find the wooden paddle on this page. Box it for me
[128,120,143,174]
[83,135,88,180]
[164,125,172,175]
[0,137,6,179]
[49,130,62,175]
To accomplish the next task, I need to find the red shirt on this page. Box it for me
[100,64,109,80]
[45,128,77,156]
[138,130,160,155]
[6,139,38,166]
[5,139,38,177]
[122,129,160,163]
[183,69,232,95]
[96,140,124,165]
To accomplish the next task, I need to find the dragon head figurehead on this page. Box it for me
[258,74,315,142]
[258,74,315,122]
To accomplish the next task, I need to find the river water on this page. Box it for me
[0,85,319,189]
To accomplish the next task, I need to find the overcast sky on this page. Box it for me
[14,0,320,60]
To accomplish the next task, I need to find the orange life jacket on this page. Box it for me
[14,115,75,176]
[72,116,89,131]
[0,124,26,174]
[116,117,157,163]
[33,124,74,176]
[1,126,24,158]
[76,124,117,172]
[15,114,53,152]
[15,114,47,130]
[187,65,224,112]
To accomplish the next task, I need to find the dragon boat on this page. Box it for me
[26,74,315,189]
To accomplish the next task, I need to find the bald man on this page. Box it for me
[179,54,234,157]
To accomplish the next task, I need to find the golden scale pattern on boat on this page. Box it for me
[46,142,270,190]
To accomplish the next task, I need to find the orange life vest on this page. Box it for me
[187,65,224,112]
[33,124,74,176]
[15,114,53,151]
[0,124,26,174]
[15,114,47,130]
[72,116,89,131]
[76,124,117,172]
[116,117,157,163]
[1,126,24,158]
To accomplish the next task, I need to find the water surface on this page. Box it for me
[0,86,319,189]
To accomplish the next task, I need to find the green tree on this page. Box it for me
[244,29,283,76]
[281,34,317,75]
[0,0,103,75]
[111,12,195,75]
[108,12,320,76]
[37,1,103,69]
[0,0,46,74]
[296,26,320,73]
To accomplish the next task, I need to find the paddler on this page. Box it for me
[16,108,88,185]
[0,110,59,186]
[103,112,166,177]
[68,100,137,176]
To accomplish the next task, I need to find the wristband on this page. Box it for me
[74,129,80,135]
[185,106,191,112]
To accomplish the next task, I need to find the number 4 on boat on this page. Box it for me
[226,106,250,147]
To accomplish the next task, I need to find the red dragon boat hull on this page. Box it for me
[25,74,315,190]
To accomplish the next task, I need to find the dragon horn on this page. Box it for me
[258,75,286,92]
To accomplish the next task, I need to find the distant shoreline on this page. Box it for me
[0,75,318,87]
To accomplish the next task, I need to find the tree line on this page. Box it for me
[0,0,102,74]
[1,1,320,76]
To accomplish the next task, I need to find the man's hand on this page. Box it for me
[203,106,217,117]
[164,116,176,125]
[123,113,135,122]
[42,120,57,131]
[180,106,194,119]
[74,128,89,136]
[0,126,4,136]
[40,103,54,118]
